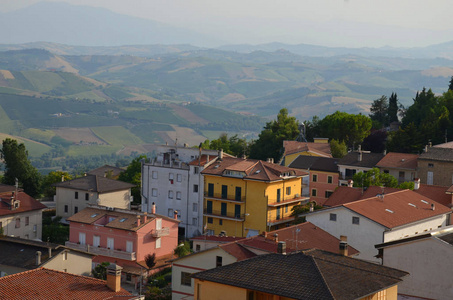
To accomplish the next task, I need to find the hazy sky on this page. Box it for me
[1,0,452,47]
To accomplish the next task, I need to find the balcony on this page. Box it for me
[268,194,310,207]
[203,209,245,221]
[65,241,136,261]
[204,192,245,203]
[267,215,295,226]
[151,227,170,237]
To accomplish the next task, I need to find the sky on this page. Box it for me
[1,0,452,48]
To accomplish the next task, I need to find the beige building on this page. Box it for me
[53,175,135,220]
[0,185,46,240]
[418,143,453,186]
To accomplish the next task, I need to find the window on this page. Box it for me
[193,218,198,226]
[15,218,20,228]
[152,171,158,179]
[207,217,213,224]
[75,192,78,199]
[219,219,223,225]
[168,209,174,217]
[352,216,360,225]
[169,173,174,180]
[327,176,333,184]
[193,203,198,212]
[428,163,434,168]
[194,166,199,174]
[285,204,288,213]
[383,170,389,174]
[325,191,334,198]
[156,237,161,248]
[399,171,405,178]
[312,174,317,182]
[107,237,114,249]
[221,203,227,216]
[193,184,199,193]
[235,187,242,201]
[168,190,174,199]
[311,189,317,197]
[25,217,29,226]
[85,193,89,201]
[126,241,133,253]
[64,205,68,213]
[216,256,223,267]
[0,221,2,229]
[208,183,214,197]
[176,191,181,200]
[196,245,201,251]
[79,233,87,245]
[221,185,228,199]
[207,229,214,235]
[74,206,78,214]
[152,188,158,197]
[177,174,182,182]
[181,272,192,286]
[93,236,100,247]
[126,274,132,282]
[207,201,213,214]
[330,213,337,221]
[286,186,291,195]
[235,205,241,218]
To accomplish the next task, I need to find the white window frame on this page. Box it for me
[107,237,114,249]
[177,174,182,182]
[152,171,158,179]
[168,190,174,199]
[126,241,133,253]
[79,232,86,245]
[152,188,158,197]
[156,237,161,248]
[93,235,100,247]
[176,191,181,200]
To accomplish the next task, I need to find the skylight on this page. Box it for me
[91,213,98,218]
[421,200,428,204]
[408,203,417,208]
[385,209,394,213]
[120,218,127,222]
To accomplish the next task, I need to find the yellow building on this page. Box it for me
[192,249,408,300]
[201,156,309,237]
[281,138,332,167]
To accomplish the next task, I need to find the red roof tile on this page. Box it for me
[323,186,401,207]
[0,268,133,299]
[188,154,218,166]
[190,235,246,243]
[375,152,418,170]
[283,141,332,157]
[415,184,452,207]
[0,191,46,217]
[220,243,257,261]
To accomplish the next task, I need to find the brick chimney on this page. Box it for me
[277,241,286,255]
[36,251,42,265]
[347,180,353,188]
[143,212,148,223]
[106,264,123,292]
[151,202,156,214]
[273,233,278,243]
[414,178,420,190]
[136,215,141,227]
[339,241,348,256]
[174,210,179,220]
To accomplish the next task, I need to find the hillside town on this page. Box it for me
[2,130,453,299]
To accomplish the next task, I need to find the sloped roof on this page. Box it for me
[190,235,246,243]
[415,184,452,207]
[323,186,401,207]
[0,184,16,194]
[219,243,257,261]
[344,189,451,229]
[338,151,385,168]
[53,175,134,193]
[376,152,418,170]
[188,154,218,166]
[419,147,453,162]
[376,226,453,249]
[289,156,339,173]
[202,157,307,182]
[0,268,133,299]
[283,140,332,157]
[192,249,408,300]
[87,165,125,178]
[0,191,46,217]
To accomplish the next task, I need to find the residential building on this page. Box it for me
[0,266,140,299]
[288,156,339,206]
[281,138,332,166]
[54,175,135,220]
[418,143,453,186]
[65,205,179,287]
[376,226,453,300]
[191,235,246,252]
[141,145,221,238]
[202,155,309,237]
[0,236,92,277]
[305,189,452,262]
[87,164,125,179]
[337,148,385,185]
[322,185,400,207]
[192,249,408,300]
[376,152,418,184]
[0,184,46,240]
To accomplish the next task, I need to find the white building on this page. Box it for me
[141,146,222,238]
[305,189,452,262]
[337,148,384,186]
[376,226,453,300]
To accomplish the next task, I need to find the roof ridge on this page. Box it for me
[343,188,408,207]
[304,254,336,300]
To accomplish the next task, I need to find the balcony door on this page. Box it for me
[277,189,281,203]
[276,207,281,220]
[79,232,86,245]
[208,183,214,197]
[126,241,133,253]
[107,237,114,250]
[93,235,100,247]
[235,187,242,201]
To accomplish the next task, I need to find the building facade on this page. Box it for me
[375,152,418,184]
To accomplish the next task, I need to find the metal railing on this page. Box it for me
[203,209,245,220]
[204,192,246,202]
[151,227,170,237]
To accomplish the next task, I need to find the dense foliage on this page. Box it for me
[200,134,248,157]
[118,155,148,204]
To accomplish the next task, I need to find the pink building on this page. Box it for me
[66,205,179,287]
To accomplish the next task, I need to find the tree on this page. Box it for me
[330,139,347,158]
[388,92,399,124]
[449,76,453,91]
[41,171,72,198]
[352,168,398,188]
[174,241,191,257]
[201,134,249,157]
[145,253,156,269]
[118,155,147,204]
[370,95,389,128]
[362,130,387,153]
[249,108,299,161]
[92,262,110,280]
[0,138,41,197]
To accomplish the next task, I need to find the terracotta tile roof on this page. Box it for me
[414,184,452,207]
[219,243,257,261]
[0,268,133,299]
[289,156,339,173]
[338,151,385,168]
[192,249,408,300]
[53,175,135,193]
[87,165,125,178]
[202,157,307,182]
[0,191,46,217]
[67,206,178,231]
[419,147,453,162]
[323,186,363,207]
[376,152,419,170]
[433,141,453,149]
[190,235,246,243]
[270,222,359,255]
[283,140,332,157]
[0,184,17,194]
[344,189,451,228]
[188,154,218,166]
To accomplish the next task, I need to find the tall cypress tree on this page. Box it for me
[388,92,399,123]
[449,76,453,91]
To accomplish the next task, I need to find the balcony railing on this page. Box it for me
[151,227,170,237]
[203,209,245,221]
[267,191,310,207]
[267,215,295,226]
[204,192,245,202]
[65,241,136,261]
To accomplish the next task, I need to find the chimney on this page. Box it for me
[347,180,353,188]
[48,247,52,258]
[358,152,362,162]
[136,215,141,227]
[184,143,188,148]
[424,145,428,152]
[151,202,156,214]
[36,251,42,265]
[242,154,247,159]
[339,241,348,256]
[340,235,347,242]
[309,202,314,212]
[106,264,123,292]
[218,149,224,160]
[143,212,148,223]
[263,231,268,238]
[61,175,65,182]
[174,210,179,220]
[431,203,435,211]
[273,233,278,243]
[383,149,387,155]
[358,145,361,152]
[414,178,420,190]
[277,241,286,255]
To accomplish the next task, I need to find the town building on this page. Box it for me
[192,248,408,300]
[305,189,452,262]
[0,184,46,240]
[417,142,453,186]
[87,164,125,179]
[375,152,418,184]
[202,155,309,237]
[65,205,179,288]
[0,236,92,277]
[191,235,246,252]
[337,148,385,186]
[288,156,339,206]
[281,138,332,166]
[0,266,140,299]
[141,145,221,238]
[376,226,453,300]
[54,175,135,221]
